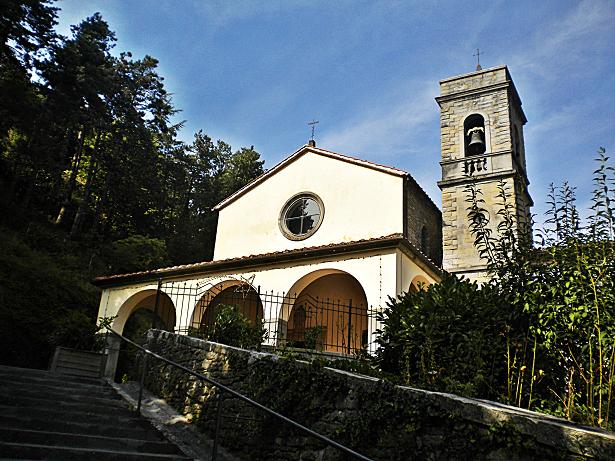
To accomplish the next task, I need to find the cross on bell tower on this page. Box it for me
[473,48,483,71]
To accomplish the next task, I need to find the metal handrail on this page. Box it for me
[108,328,374,461]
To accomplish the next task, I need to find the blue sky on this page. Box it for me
[55,0,615,224]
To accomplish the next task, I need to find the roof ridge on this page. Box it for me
[213,144,408,211]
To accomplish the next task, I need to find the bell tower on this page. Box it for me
[436,65,532,281]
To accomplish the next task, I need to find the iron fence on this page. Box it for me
[148,279,382,356]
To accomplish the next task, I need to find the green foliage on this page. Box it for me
[374,274,516,398]
[303,325,325,351]
[375,148,615,429]
[47,309,105,351]
[105,235,169,274]
[195,305,267,350]
[0,226,100,368]
[143,332,562,461]
[1,1,264,266]
[0,1,265,369]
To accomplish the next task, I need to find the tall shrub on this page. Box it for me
[375,148,615,428]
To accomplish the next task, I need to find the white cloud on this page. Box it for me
[509,0,615,78]
[319,79,439,159]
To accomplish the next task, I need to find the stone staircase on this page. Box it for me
[0,365,192,460]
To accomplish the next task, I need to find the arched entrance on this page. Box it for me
[191,280,264,332]
[110,289,176,381]
[284,270,368,354]
[113,289,176,335]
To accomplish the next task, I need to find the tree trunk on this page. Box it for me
[70,131,101,238]
[55,127,86,225]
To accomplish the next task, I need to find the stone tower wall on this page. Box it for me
[437,66,531,281]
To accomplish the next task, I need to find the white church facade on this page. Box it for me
[94,65,531,375]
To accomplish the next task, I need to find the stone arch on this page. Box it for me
[113,289,176,335]
[409,275,431,293]
[109,289,176,381]
[191,279,264,331]
[282,269,369,354]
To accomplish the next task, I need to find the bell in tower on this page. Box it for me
[464,114,486,156]
[467,127,485,155]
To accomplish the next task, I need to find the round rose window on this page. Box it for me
[279,193,324,240]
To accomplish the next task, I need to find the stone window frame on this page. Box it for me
[458,111,492,159]
[279,192,325,241]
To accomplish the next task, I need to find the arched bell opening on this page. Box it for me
[285,271,369,354]
[464,114,486,156]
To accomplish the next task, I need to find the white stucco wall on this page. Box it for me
[214,152,404,260]
[96,248,419,335]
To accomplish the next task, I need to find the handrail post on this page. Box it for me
[136,352,148,415]
[211,389,224,461]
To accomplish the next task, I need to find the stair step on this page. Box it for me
[0,364,191,460]
[0,428,182,455]
[56,355,103,368]
[1,393,131,416]
[0,365,105,386]
[54,363,104,378]
[0,416,162,441]
[0,386,127,408]
[0,404,144,426]
[0,442,191,460]
[0,375,117,396]
[0,365,102,384]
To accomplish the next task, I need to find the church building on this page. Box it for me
[94,65,531,375]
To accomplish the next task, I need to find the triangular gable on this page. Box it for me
[213,144,408,211]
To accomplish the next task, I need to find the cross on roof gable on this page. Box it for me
[213,144,409,211]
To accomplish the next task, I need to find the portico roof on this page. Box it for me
[93,234,442,288]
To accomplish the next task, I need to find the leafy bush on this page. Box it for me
[375,148,615,429]
[197,304,267,350]
[303,325,325,351]
[375,275,517,398]
[0,227,100,368]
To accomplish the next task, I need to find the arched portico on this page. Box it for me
[190,279,263,332]
[104,289,176,379]
[280,269,369,354]
[113,289,176,334]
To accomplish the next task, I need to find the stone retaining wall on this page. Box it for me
[143,330,615,460]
